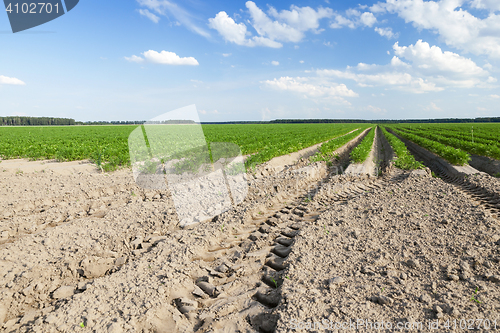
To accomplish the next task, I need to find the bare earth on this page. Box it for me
[0,133,499,333]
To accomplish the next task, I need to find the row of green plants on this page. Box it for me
[388,127,470,165]
[396,123,500,142]
[0,123,367,172]
[0,126,133,172]
[204,124,366,169]
[309,128,364,163]
[380,127,424,170]
[350,127,375,163]
[395,126,500,160]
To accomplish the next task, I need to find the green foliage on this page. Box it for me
[389,127,470,165]
[0,126,132,171]
[350,127,375,163]
[0,123,369,172]
[309,128,368,164]
[396,125,500,160]
[380,126,424,170]
[319,129,365,155]
[202,124,367,169]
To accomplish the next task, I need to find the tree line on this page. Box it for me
[1,116,500,126]
[0,116,76,126]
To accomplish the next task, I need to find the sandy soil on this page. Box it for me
[0,159,97,175]
[0,130,499,333]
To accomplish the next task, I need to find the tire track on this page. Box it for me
[169,165,409,333]
[385,127,500,219]
[433,166,500,219]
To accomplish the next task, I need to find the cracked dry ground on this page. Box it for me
[1,160,500,333]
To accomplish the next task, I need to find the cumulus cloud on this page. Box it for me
[393,40,488,78]
[314,40,496,93]
[247,1,333,42]
[143,50,199,65]
[262,76,358,104]
[271,61,280,66]
[319,69,443,93]
[208,2,332,48]
[126,50,199,65]
[370,0,500,58]
[330,9,377,29]
[359,12,377,27]
[0,75,25,85]
[139,9,160,23]
[426,102,442,111]
[208,11,282,48]
[136,0,210,38]
[364,105,387,115]
[490,94,500,98]
[375,27,397,39]
[390,56,410,68]
[125,55,145,63]
[470,0,500,12]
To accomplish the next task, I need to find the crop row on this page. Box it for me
[380,127,424,170]
[0,123,367,171]
[396,123,500,143]
[396,124,500,148]
[388,127,470,165]
[392,126,500,160]
[350,127,375,163]
[309,128,364,164]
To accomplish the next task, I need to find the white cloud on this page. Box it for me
[125,55,145,63]
[299,60,305,64]
[375,27,397,39]
[208,11,282,48]
[246,1,332,43]
[319,69,443,93]
[390,56,411,68]
[359,12,377,27]
[137,0,210,38]
[315,40,496,93]
[139,9,160,23]
[470,0,500,12]
[393,40,488,78]
[330,15,356,29]
[126,50,199,65]
[427,102,442,111]
[0,75,25,85]
[356,63,379,71]
[262,76,358,104]
[330,9,377,29]
[364,105,387,115]
[271,61,280,66]
[490,94,500,98]
[371,0,500,58]
[222,53,231,57]
[209,2,332,47]
[143,50,199,65]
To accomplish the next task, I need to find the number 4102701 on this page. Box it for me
[6,2,60,14]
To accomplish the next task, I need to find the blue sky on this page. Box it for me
[1,0,499,122]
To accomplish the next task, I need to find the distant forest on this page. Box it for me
[1,116,500,126]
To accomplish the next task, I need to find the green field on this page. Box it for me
[0,124,368,171]
[380,126,424,170]
[386,123,500,166]
[349,126,375,163]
